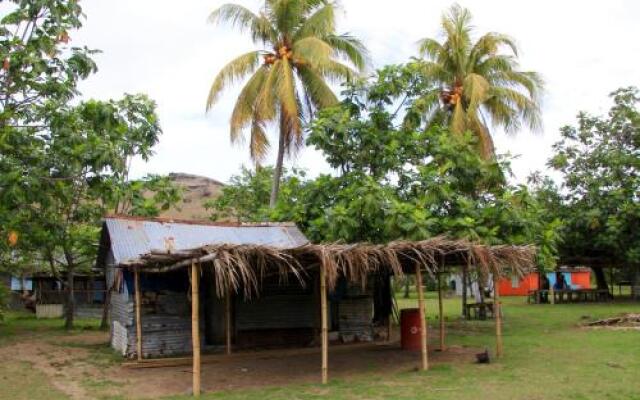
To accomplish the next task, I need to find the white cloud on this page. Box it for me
[74,0,640,183]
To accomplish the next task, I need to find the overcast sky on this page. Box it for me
[72,0,640,183]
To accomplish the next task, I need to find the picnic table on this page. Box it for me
[464,301,495,320]
[528,289,610,304]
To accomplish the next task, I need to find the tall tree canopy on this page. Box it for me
[0,1,182,327]
[209,70,558,270]
[547,87,640,290]
[415,5,543,158]
[206,0,368,207]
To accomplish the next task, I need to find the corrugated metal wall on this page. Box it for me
[108,250,198,358]
[108,258,378,357]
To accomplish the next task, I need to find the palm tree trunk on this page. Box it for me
[269,113,287,208]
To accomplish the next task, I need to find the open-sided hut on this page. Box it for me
[98,215,535,396]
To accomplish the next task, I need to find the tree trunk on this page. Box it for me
[633,264,640,300]
[64,250,75,330]
[592,267,609,292]
[269,114,287,208]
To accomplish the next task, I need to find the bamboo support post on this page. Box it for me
[415,264,428,371]
[191,262,201,397]
[134,269,143,362]
[225,288,232,355]
[437,272,446,351]
[320,263,328,384]
[493,276,503,358]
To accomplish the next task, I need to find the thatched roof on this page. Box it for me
[120,237,536,299]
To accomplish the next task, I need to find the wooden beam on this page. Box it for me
[415,264,428,371]
[437,272,446,351]
[225,288,232,355]
[320,263,328,384]
[493,276,503,358]
[191,262,201,397]
[134,269,143,362]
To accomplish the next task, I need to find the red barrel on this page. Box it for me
[400,308,422,351]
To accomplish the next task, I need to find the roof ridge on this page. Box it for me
[103,214,297,228]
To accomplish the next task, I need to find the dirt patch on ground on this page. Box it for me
[0,327,481,399]
[0,330,127,400]
[113,339,481,398]
[0,338,99,399]
[585,313,640,330]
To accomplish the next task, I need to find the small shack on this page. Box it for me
[498,267,591,296]
[98,215,535,396]
[498,268,592,297]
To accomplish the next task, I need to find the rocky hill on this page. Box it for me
[157,173,224,221]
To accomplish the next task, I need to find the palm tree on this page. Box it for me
[416,5,543,159]
[207,0,367,207]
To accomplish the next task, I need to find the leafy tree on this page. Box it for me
[0,0,97,128]
[210,71,557,272]
[117,175,184,218]
[21,96,168,328]
[0,2,183,324]
[548,87,640,294]
[415,5,543,158]
[204,165,305,222]
[206,0,367,207]
[0,0,97,251]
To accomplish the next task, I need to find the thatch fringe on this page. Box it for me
[128,237,536,299]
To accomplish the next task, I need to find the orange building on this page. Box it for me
[498,268,591,296]
[498,273,539,296]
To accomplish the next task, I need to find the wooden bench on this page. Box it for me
[464,302,494,320]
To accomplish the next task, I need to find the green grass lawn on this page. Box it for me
[1,297,639,400]
[178,295,640,400]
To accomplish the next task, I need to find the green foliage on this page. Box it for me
[211,70,557,268]
[0,1,100,285]
[546,87,640,267]
[0,2,180,328]
[0,0,98,127]
[118,175,184,218]
[1,94,173,328]
[0,282,8,322]
[204,165,306,223]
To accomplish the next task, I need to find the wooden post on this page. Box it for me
[415,264,428,371]
[134,269,143,362]
[493,276,503,358]
[461,263,468,318]
[225,288,232,355]
[191,262,201,397]
[437,272,446,351]
[387,274,392,342]
[320,263,328,384]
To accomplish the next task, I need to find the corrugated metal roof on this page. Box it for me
[103,217,309,265]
